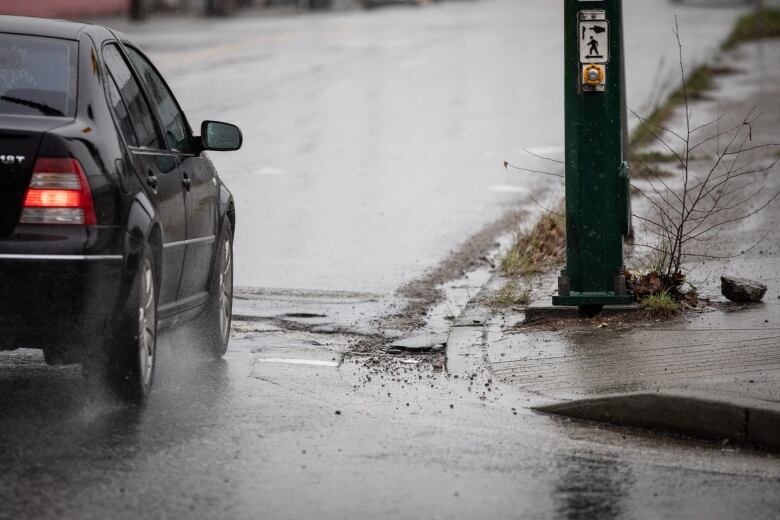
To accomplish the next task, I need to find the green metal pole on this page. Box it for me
[553,0,633,312]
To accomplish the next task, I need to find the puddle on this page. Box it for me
[277,313,328,319]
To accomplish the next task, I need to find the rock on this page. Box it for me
[720,276,767,303]
[390,332,447,352]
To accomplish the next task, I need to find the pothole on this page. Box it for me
[276,312,328,319]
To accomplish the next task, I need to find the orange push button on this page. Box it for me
[583,64,605,86]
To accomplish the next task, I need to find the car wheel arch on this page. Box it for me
[218,184,235,233]
[125,195,162,289]
[225,201,235,237]
[147,223,163,295]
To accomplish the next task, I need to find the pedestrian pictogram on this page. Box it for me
[587,36,601,58]
[578,18,609,64]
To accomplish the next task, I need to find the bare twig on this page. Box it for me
[522,148,564,165]
[503,161,564,178]
[528,193,564,218]
[630,21,778,285]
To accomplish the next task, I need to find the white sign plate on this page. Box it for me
[579,19,609,64]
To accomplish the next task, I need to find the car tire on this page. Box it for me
[198,219,234,359]
[87,245,157,404]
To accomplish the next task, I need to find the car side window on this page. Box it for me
[105,74,139,147]
[125,46,192,154]
[102,44,162,150]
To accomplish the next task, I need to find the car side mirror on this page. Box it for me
[201,120,242,151]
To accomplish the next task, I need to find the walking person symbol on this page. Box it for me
[587,36,601,58]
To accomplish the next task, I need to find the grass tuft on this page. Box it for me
[486,279,531,308]
[631,9,780,150]
[641,290,680,318]
[500,209,565,277]
[630,151,679,164]
[632,162,676,181]
[722,8,780,51]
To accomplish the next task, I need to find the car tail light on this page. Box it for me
[20,158,97,225]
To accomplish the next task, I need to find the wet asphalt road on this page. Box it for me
[2,1,780,519]
[2,330,780,519]
[114,0,745,292]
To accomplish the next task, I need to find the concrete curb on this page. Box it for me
[534,391,780,451]
[444,275,497,376]
[445,273,780,451]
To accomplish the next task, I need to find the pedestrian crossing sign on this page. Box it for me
[579,18,609,64]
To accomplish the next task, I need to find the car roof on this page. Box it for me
[0,15,91,40]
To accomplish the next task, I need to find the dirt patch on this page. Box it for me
[519,311,676,333]
[349,209,526,357]
[348,334,396,355]
[385,209,525,332]
[519,297,718,332]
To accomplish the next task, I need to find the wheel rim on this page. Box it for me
[138,257,156,390]
[218,237,233,343]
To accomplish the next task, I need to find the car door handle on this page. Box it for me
[146,174,158,189]
[182,172,192,191]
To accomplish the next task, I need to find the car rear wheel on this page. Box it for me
[135,252,157,394]
[87,246,157,404]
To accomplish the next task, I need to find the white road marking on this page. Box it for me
[256,358,339,367]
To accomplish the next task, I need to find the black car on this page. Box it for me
[0,16,242,403]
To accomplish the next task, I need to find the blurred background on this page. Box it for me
[2,0,774,293]
[3,0,767,21]
[0,0,441,20]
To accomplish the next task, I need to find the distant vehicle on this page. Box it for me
[0,16,242,403]
[363,0,430,6]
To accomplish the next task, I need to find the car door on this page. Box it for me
[124,45,217,304]
[102,43,186,307]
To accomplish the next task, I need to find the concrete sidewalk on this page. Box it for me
[447,265,780,448]
[446,39,780,450]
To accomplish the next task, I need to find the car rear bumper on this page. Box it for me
[0,253,126,351]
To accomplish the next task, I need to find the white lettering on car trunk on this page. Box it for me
[0,155,25,165]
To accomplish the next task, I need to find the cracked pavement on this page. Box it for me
[1,1,779,519]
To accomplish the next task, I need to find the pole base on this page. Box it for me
[552,293,635,306]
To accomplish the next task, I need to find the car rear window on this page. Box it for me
[0,33,77,118]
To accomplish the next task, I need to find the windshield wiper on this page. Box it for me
[0,95,65,117]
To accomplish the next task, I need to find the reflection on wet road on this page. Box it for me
[1,320,779,519]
